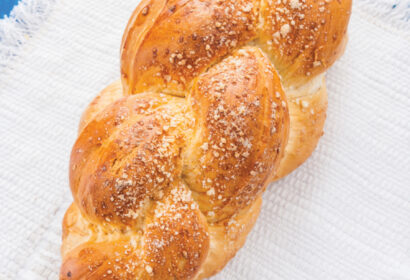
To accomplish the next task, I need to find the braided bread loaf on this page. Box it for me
[60,1,351,279]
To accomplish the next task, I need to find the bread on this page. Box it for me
[60,1,351,279]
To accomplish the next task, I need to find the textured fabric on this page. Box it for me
[1,0,410,279]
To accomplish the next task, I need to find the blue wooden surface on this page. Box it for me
[0,0,20,18]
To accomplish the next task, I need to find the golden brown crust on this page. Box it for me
[79,80,124,133]
[61,192,261,280]
[258,0,352,86]
[62,0,351,278]
[70,93,188,227]
[142,181,210,279]
[196,196,262,279]
[121,0,352,92]
[274,75,328,180]
[183,47,289,222]
[61,181,209,280]
[121,0,260,96]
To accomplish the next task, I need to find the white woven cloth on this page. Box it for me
[1,0,410,279]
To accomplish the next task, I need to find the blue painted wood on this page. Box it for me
[0,0,20,19]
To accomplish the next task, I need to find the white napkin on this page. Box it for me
[1,0,409,279]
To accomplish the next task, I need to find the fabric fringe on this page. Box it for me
[0,0,55,72]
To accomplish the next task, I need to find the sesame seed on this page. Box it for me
[280,24,291,37]
[313,61,322,67]
[201,142,208,151]
[141,6,149,16]
[145,265,153,274]
[301,101,309,108]
[207,188,215,196]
